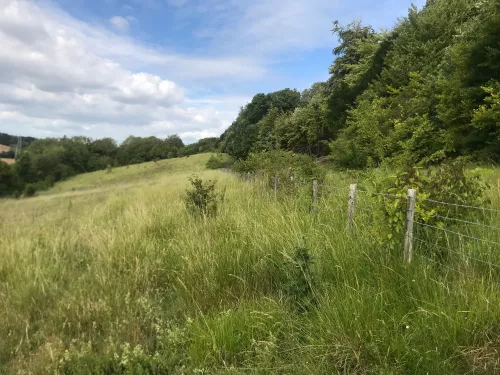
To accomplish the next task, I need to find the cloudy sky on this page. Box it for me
[0,0,425,144]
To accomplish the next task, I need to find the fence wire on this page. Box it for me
[417,197,500,214]
[226,171,500,274]
[414,238,500,270]
[415,221,500,247]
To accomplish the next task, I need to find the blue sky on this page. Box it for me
[0,0,426,143]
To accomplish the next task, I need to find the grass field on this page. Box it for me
[0,158,14,165]
[0,144,14,165]
[0,145,10,153]
[1,154,500,374]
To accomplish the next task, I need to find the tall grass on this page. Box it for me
[1,157,500,374]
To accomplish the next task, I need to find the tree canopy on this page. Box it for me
[220,0,500,167]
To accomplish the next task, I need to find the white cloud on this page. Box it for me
[109,16,129,32]
[0,0,422,143]
[0,0,249,142]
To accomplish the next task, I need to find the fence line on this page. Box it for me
[224,170,500,271]
[417,197,500,214]
[414,238,500,270]
[415,221,500,247]
[426,213,500,231]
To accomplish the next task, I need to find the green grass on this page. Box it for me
[42,153,215,195]
[1,156,500,374]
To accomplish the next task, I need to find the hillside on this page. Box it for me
[0,144,11,153]
[2,154,500,374]
[0,133,36,148]
[0,158,15,165]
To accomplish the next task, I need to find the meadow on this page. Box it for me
[1,154,500,374]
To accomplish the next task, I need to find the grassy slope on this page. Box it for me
[0,144,14,165]
[1,156,500,374]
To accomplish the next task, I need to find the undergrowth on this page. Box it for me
[1,160,500,374]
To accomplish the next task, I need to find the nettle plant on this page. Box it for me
[372,160,488,257]
[184,176,225,217]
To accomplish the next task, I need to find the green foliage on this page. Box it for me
[325,0,500,168]
[0,133,36,148]
[232,150,325,189]
[220,89,301,159]
[0,132,217,197]
[23,183,36,197]
[371,160,488,254]
[184,176,224,217]
[205,154,231,170]
[0,162,21,197]
[282,243,316,312]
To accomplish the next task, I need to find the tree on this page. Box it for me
[0,162,21,197]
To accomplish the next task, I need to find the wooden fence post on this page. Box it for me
[312,180,318,216]
[347,184,357,232]
[404,189,417,264]
[274,175,278,199]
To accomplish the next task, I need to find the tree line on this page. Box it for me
[2,0,499,197]
[220,0,500,167]
[0,135,218,197]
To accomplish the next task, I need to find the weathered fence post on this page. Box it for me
[404,189,417,264]
[347,184,357,233]
[274,175,278,199]
[312,180,318,216]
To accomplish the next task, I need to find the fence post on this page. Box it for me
[404,189,417,264]
[347,184,357,233]
[312,180,318,216]
[274,175,278,199]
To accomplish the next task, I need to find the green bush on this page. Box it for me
[23,183,36,197]
[184,176,224,217]
[205,154,230,170]
[232,150,325,189]
[370,159,489,255]
[282,243,316,312]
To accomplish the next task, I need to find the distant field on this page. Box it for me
[43,153,219,196]
[0,144,11,153]
[1,156,500,374]
[0,158,15,165]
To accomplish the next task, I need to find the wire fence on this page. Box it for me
[224,170,500,278]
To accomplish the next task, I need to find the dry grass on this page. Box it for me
[0,144,11,153]
[1,156,500,374]
[0,158,15,165]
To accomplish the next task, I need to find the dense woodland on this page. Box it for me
[221,0,500,166]
[1,0,500,197]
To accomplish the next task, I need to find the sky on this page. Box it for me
[0,0,426,144]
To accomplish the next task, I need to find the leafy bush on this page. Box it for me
[184,176,224,217]
[282,243,316,312]
[23,183,36,197]
[370,160,489,255]
[232,150,325,189]
[205,154,231,170]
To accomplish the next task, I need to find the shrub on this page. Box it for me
[232,150,325,189]
[206,154,230,170]
[184,176,224,217]
[282,243,316,312]
[23,183,36,197]
[370,159,489,256]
